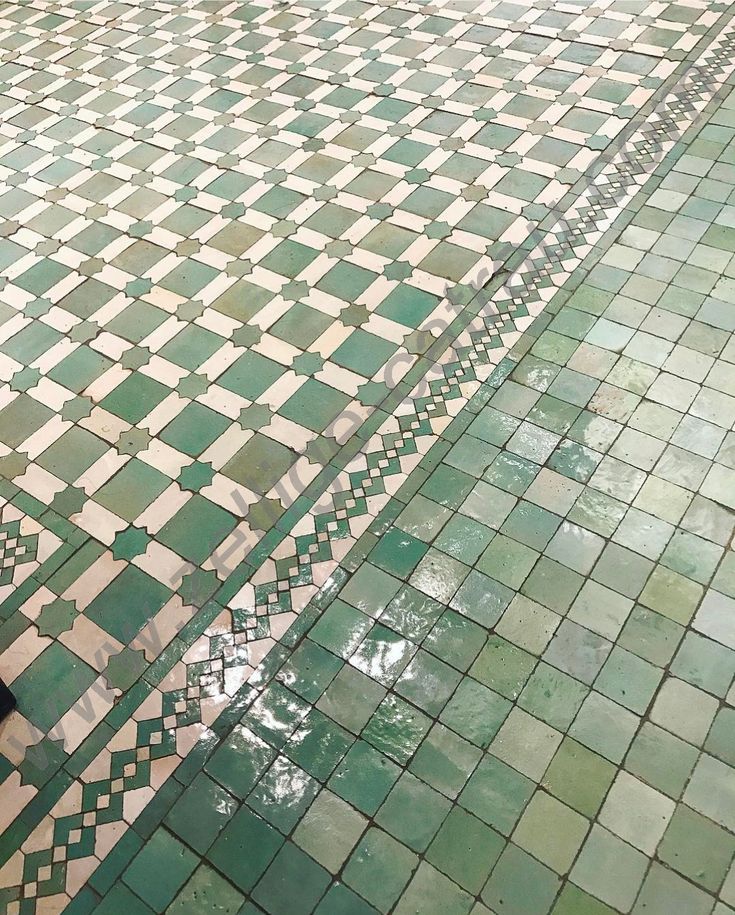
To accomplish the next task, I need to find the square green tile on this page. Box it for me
[13,641,97,732]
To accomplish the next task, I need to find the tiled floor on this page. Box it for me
[0,0,734,913]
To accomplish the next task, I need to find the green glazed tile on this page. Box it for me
[471,636,536,700]
[625,722,698,799]
[343,827,418,912]
[12,642,96,731]
[440,678,511,748]
[459,754,534,835]
[165,772,237,854]
[328,740,400,815]
[208,807,283,894]
[293,789,366,874]
[426,807,504,894]
[168,865,244,915]
[123,828,198,913]
[482,843,561,915]
[317,664,385,734]
[252,842,330,915]
[375,772,450,853]
[410,723,482,800]
[658,803,735,892]
[248,756,319,833]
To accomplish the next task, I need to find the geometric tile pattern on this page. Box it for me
[27,66,735,913]
[0,520,37,586]
[152,79,735,914]
[0,0,735,913]
[0,0,718,578]
[236,3,735,646]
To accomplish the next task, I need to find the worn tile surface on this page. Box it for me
[1,0,735,913]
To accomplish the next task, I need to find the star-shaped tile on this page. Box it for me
[177,373,210,399]
[225,258,255,278]
[176,300,205,321]
[175,239,201,256]
[404,167,431,185]
[125,278,152,297]
[5,172,29,188]
[264,168,288,186]
[103,647,148,691]
[35,239,61,256]
[403,328,435,355]
[238,403,272,431]
[61,396,94,423]
[36,598,78,638]
[387,124,411,137]
[221,202,246,219]
[304,434,341,466]
[90,156,113,172]
[383,261,413,281]
[172,187,199,203]
[292,352,325,376]
[462,185,488,203]
[446,283,477,309]
[522,203,546,223]
[0,452,29,480]
[51,486,87,518]
[18,737,67,789]
[9,367,41,393]
[69,321,101,344]
[356,379,392,407]
[324,239,352,258]
[270,219,299,238]
[280,279,309,301]
[312,186,337,202]
[366,202,393,221]
[178,460,216,492]
[111,526,150,561]
[248,496,284,532]
[128,220,153,238]
[232,324,262,348]
[116,428,152,456]
[24,298,54,319]
[340,303,370,328]
[180,568,220,609]
[496,151,522,168]
[425,221,453,240]
[555,168,583,186]
[120,346,151,370]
